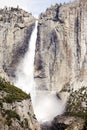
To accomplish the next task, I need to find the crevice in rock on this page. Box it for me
[75,14,81,64]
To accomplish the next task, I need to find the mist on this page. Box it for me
[33,91,66,122]
[13,20,66,123]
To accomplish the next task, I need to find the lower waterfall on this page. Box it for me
[14,21,66,123]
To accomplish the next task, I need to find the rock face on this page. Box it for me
[0,7,41,130]
[41,116,84,130]
[35,0,87,91]
[0,77,41,130]
[34,1,87,129]
[0,7,35,80]
[0,1,87,130]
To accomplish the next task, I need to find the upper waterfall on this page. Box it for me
[14,21,38,94]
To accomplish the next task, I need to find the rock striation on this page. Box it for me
[0,7,35,80]
[35,0,87,92]
[34,0,87,129]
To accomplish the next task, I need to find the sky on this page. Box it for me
[0,0,73,17]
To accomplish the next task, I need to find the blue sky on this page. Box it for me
[0,0,73,17]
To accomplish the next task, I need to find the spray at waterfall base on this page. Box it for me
[33,90,67,122]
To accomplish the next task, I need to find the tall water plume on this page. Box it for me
[14,21,38,102]
[14,20,66,123]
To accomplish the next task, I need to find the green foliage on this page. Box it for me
[0,77,30,103]
[65,87,87,130]
[0,78,6,90]
[4,91,30,103]
[5,110,20,121]
[24,118,28,128]
[66,87,87,117]
[21,118,30,129]
[5,110,20,126]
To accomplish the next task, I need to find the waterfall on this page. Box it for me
[14,20,66,123]
[14,21,38,102]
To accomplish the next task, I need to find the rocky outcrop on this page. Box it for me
[0,77,40,130]
[66,87,87,116]
[41,86,87,130]
[41,115,85,130]
[0,7,35,80]
[35,0,87,91]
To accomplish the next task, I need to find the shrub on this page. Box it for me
[24,118,28,128]
[0,101,3,108]
[5,110,20,121]
[0,77,30,103]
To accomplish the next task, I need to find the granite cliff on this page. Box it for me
[0,7,35,80]
[35,0,87,91]
[0,0,87,130]
[0,7,41,130]
[34,0,87,129]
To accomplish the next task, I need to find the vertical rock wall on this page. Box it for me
[35,0,87,91]
[0,7,35,80]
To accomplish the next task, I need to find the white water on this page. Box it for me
[14,21,38,101]
[14,20,66,123]
[33,91,66,123]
